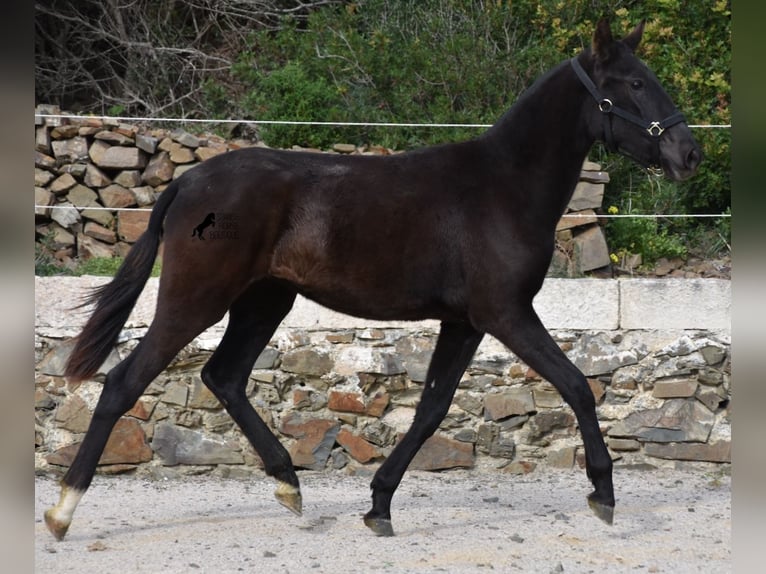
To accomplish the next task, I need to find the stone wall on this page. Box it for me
[34,104,610,276]
[35,277,731,480]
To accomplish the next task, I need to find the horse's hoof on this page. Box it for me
[44,508,70,541]
[274,481,302,516]
[587,495,614,525]
[363,515,395,537]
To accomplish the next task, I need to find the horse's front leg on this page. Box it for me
[479,303,615,524]
[364,321,483,536]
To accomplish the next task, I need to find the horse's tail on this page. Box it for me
[64,180,182,382]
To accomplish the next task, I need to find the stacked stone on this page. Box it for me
[35,104,259,264]
[549,161,612,276]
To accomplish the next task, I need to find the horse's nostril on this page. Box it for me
[686,146,702,170]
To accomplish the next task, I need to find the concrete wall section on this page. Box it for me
[619,278,731,330]
[535,278,619,330]
[36,277,729,332]
[285,278,730,332]
[281,278,620,331]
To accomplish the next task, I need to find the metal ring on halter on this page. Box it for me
[598,99,613,113]
[647,122,665,137]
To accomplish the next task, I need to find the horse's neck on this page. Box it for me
[483,59,594,189]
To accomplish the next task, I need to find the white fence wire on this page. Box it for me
[34,205,731,219]
[35,113,731,130]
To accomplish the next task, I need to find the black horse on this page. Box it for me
[45,19,701,540]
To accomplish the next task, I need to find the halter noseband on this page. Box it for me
[570,57,686,170]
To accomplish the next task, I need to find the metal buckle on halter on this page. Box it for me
[647,122,665,137]
[598,99,613,113]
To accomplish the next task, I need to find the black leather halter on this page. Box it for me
[570,56,686,169]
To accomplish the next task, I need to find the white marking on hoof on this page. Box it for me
[274,481,303,516]
[44,485,84,541]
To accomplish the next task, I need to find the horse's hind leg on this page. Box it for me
[364,321,484,536]
[44,295,230,540]
[199,280,302,515]
[482,304,615,524]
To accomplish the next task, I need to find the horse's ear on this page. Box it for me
[592,17,615,63]
[623,20,645,53]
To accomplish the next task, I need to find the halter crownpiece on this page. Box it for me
[570,56,686,168]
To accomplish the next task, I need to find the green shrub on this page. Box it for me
[74,257,126,276]
[34,252,162,278]
[606,215,687,266]
[74,256,162,277]
[35,241,71,276]
[236,61,344,148]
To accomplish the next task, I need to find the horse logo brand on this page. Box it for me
[191,212,216,239]
[192,212,240,241]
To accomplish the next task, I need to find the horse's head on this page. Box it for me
[576,18,702,181]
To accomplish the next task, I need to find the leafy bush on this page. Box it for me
[218,1,560,149]
[607,215,688,265]
[35,233,71,276]
[74,257,124,276]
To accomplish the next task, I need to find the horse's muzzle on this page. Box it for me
[660,127,703,181]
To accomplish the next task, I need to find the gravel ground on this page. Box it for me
[35,467,730,574]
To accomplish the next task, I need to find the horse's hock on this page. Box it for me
[35,275,731,477]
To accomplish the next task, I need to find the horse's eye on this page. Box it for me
[630,79,644,91]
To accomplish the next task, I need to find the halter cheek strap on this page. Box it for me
[570,57,686,167]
